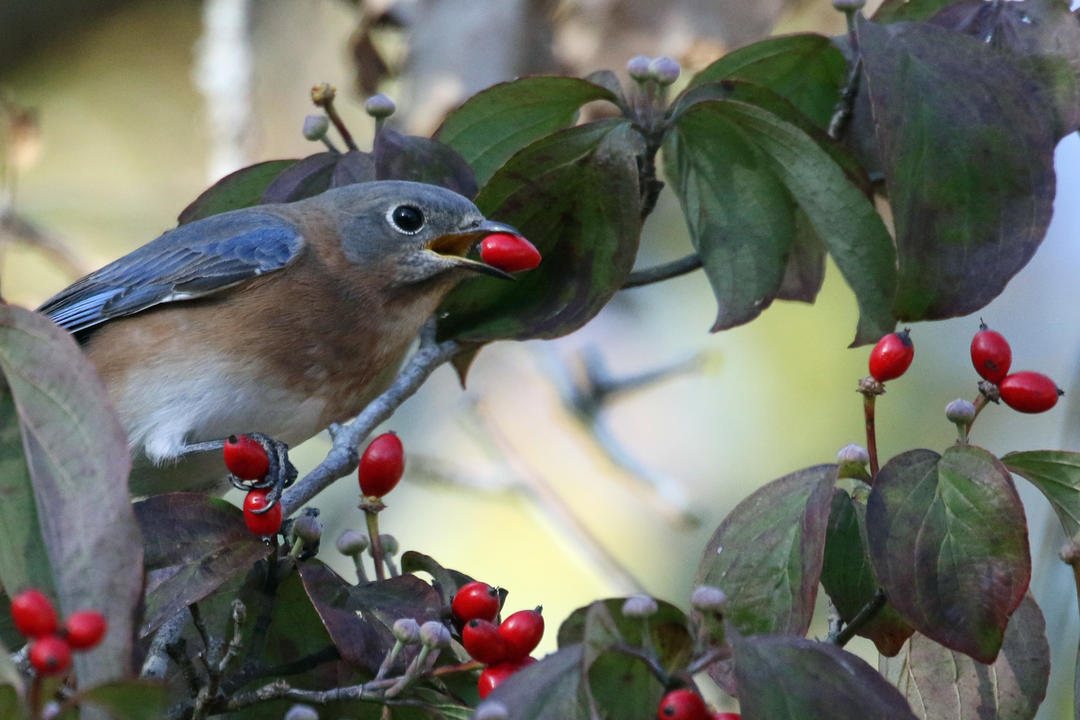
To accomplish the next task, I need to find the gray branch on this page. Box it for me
[281,322,460,515]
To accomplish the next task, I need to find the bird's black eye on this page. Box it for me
[389,205,425,234]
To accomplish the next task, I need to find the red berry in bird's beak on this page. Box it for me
[480,233,541,273]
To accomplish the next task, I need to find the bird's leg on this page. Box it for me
[181,433,297,510]
[235,433,298,511]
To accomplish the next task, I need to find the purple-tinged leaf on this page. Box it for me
[488,645,589,719]
[329,149,376,188]
[400,550,476,606]
[178,159,297,224]
[259,151,339,204]
[134,493,271,636]
[857,17,1057,322]
[436,76,619,186]
[298,561,442,673]
[734,634,917,719]
[695,465,836,637]
[821,490,913,656]
[374,128,477,198]
[0,305,140,686]
[889,595,1048,720]
[867,447,1030,663]
[929,0,1080,138]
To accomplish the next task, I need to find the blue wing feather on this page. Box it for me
[39,209,306,334]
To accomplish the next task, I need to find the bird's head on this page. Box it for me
[318,180,518,288]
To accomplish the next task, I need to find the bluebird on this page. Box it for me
[38,180,515,498]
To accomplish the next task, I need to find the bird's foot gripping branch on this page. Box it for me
[4,0,1080,714]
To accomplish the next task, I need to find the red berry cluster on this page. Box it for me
[451,580,544,698]
[480,233,542,273]
[971,323,1062,413]
[223,436,284,537]
[868,329,915,382]
[10,589,107,676]
[657,688,739,720]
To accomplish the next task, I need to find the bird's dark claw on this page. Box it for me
[229,433,297,512]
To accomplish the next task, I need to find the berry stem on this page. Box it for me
[968,392,990,434]
[29,675,41,720]
[365,510,386,582]
[863,394,879,479]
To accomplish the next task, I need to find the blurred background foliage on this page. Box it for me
[2,1,1078,715]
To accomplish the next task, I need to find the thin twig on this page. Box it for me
[281,321,460,515]
[622,253,703,289]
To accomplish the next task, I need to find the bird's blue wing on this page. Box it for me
[39,210,305,334]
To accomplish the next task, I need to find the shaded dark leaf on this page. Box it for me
[775,212,825,303]
[488,645,589,719]
[0,375,54,597]
[178,159,297,224]
[695,465,836,637]
[587,649,664,720]
[663,101,797,332]
[400,550,475,607]
[330,149,377,187]
[685,33,848,127]
[582,70,629,114]
[0,305,140,686]
[894,595,1049,720]
[1003,450,1080,540]
[298,561,443,673]
[436,76,619,186]
[856,17,1057,322]
[76,680,170,720]
[559,598,692,674]
[134,493,271,636]
[665,97,895,344]
[929,0,1080,138]
[0,685,23,720]
[821,490,914,656]
[866,446,1030,663]
[374,128,478,198]
[260,152,339,203]
[437,119,643,344]
[733,634,917,719]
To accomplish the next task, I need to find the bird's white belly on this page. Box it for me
[116,353,327,470]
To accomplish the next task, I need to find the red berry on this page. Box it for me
[480,233,541,273]
[358,432,405,498]
[462,619,508,664]
[868,329,914,382]
[658,689,709,720]
[10,589,58,639]
[64,610,107,650]
[498,608,544,660]
[477,656,536,698]
[243,489,283,536]
[224,435,270,480]
[999,371,1062,413]
[29,636,72,676]
[451,581,500,623]
[970,323,1012,384]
